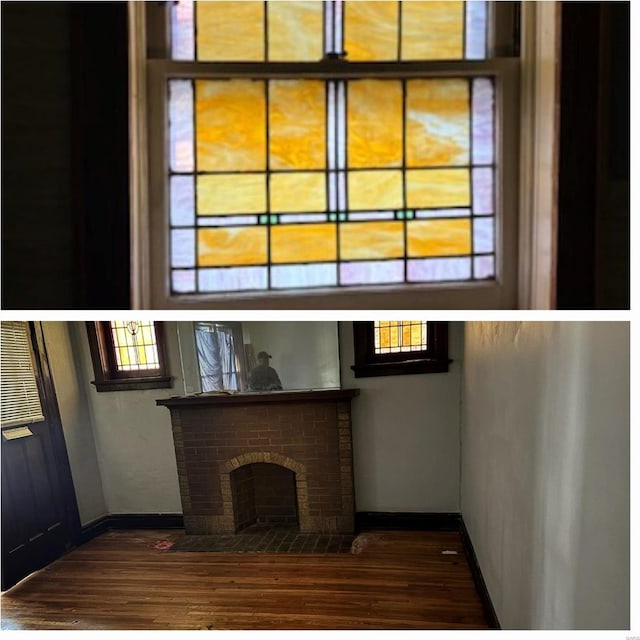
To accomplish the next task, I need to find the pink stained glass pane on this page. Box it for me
[198,266,268,292]
[474,255,495,279]
[172,270,196,293]
[473,217,494,253]
[169,80,194,172]
[472,78,494,165]
[465,1,487,60]
[472,167,494,215]
[170,175,195,227]
[340,260,404,285]
[171,229,195,268]
[171,0,195,60]
[407,257,472,282]
[271,263,337,289]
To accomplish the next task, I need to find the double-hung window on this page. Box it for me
[137,1,520,308]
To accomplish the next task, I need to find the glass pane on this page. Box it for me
[171,0,194,60]
[271,223,337,263]
[268,1,323,61]
[344,1,399,61]
[270,173,326,213]
[406,169,470,209]
[109,322,160,371]
[406,79,470,167]
[348,79,402,168]
[197,80,266,172]
[269,80,326,170]
[401,1,465,60]
[340,221,404,260]
[407,219,472,257]
[197,174,267,216]
[348,170,403,211]
[196,1,264,61]
[198,227,267,266]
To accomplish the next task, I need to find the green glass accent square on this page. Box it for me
[259,214,269,224]
[339,212,347,221]
[270,214,279,224]
[329,213,337,222]
[396,210,405,220]
[406,210,415,220]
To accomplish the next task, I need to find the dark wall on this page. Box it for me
[556,1,630,309]
[2,1,130,309]
[2,2,75,308]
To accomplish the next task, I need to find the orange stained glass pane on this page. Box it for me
[344,1,399,61]
[197,174,267,215]
[340,221,404,260]
[197,80,266,172]
[270,172,326,213]
[402,322,412,346]
[407,219,472,257]
[198,227,267,266]
[348,170,403,211]
[348,80,403,168]
[401,1,464,60]
[406,168,470,208]
[379,324,390,349]
[197,1,264,61]
[268,1,323,61]
[270,223,337,263]
[269,80,326,170]
[406,79,470,167]
[390,323,399,348]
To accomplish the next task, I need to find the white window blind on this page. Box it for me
[1,322,45,428]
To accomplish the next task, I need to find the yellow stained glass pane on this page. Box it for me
[197,80,266,172]
[406,169,470,208]
[407,219,471,257]
[198,227,267,266]
[270,172,326,213]
[340,221,404,260]
[269,81,325,170]
[137,345,147,365]
[198,174,267,215]
[349,170,403,211]
[402,323,412,346]
[390,323,399,348]
[141,325,153,345]
[197,1,264,61]
[345,1,398,61]
[406,79,470,167]
[380,325,390,349]
[402,1,464,60]
[268,1,323,61]
[348,80,402,168]
[271,223,337,263]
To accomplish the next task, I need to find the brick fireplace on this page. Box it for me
[156,389,359,535]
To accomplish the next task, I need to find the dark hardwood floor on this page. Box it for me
[1,529,489,630]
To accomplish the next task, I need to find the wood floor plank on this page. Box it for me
[0,529,489,630]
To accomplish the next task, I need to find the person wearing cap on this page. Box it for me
[248,351,283,391]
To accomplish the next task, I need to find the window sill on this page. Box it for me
[351,359,451,378]
[91,376,173,392]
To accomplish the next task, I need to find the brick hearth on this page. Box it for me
[157,389,359,535]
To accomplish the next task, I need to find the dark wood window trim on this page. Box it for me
[86,322,172,392]
[351,321,450,378]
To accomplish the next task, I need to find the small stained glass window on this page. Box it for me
[165,1,498,296]
[86,322,172,391]
[109,321,161,372]
[374,320,428,354]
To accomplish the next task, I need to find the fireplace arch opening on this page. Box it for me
[230,463,298,533]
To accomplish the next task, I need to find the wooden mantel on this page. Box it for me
[156,388,359,408]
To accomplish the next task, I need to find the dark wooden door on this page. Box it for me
[1,323,81,590]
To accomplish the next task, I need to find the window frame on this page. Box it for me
[86,321,172,392]
[129,1,554,310]
[351,320,450,377]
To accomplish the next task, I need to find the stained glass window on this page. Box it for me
[109,321,161,372]
[167,1,497,295]
[374,320,428,354]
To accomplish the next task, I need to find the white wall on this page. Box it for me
[461,322,629,630]
[340,321,463,513]
[42,322,106,525]
[71,322,183,515]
